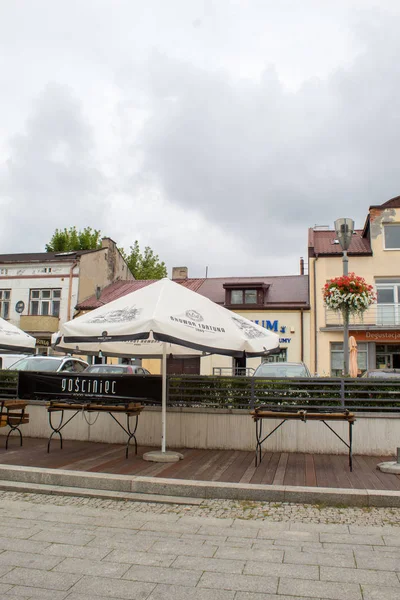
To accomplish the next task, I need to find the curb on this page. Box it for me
[0,464,399,507]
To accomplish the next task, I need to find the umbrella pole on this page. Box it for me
[143,342,183,463]
[161,343,167,453]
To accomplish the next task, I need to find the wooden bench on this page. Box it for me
[251,408,356,471]
[0,400,29,449]
[46,401,144,458]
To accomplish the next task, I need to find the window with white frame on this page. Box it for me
[330,342,368,377]
[384,224,400,249]
[376,279,400,326]
[0,290,10,319]
[29,289,61,317]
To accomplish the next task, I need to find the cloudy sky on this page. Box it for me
[1,0,400,277]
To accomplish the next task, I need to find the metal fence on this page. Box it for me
[168,375,400,412]
[1,371,400,412]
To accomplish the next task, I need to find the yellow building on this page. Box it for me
[309,196,400,376]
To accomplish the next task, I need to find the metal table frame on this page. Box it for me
[47,402,143,458]
[252,409,355,471]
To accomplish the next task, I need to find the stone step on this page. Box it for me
[0,479,203,505]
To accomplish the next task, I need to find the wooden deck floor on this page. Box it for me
[0,437,398,491]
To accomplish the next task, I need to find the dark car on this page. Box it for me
[362,369,400,378]
[84,364,151,375]
[9,355,88,372]
[254,361,311,378]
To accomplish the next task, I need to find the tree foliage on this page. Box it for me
[45,227,102,252]
[120,240,167,280]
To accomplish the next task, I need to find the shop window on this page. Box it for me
[29,289,61,317]
[376,344,400,369]
[0,289,10,319]
[330,342,368,377]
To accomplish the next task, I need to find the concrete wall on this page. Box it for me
[5,403,399,456]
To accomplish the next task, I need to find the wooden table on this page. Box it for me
[47,401,144,458]
[251,408,356,471]
[0,400,29,449]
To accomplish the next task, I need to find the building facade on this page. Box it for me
[309,196,400,376]
[0,238,133,352]
[75,271,311,375]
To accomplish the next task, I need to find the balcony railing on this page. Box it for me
[325,304,400,328]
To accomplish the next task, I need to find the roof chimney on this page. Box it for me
[300,257,304,275]
[172,266,188,280]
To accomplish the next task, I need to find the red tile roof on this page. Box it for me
[76,276,309,311]
[308,229,371,257]
[370,195,400,209]
[77,279,206,310]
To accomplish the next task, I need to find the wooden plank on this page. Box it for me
[260,452,281,485]
[272,453,289,486]
[214,450,243,482]
[313,454,334,488]
[218,451,253,483]
[155,449,212,480]
[249,452,272,485]
[284,453,305,487]
[327,455,354,489]
[305,454,317,487]
[362,455,400,491]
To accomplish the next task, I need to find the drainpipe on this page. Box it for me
[67,261,78,321]
[313,254,319,375]
[300,308,304,362]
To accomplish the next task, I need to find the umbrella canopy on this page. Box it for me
[56,278,280,458]
[349,336,358,378]
[57,278,279,356]
[0,317,36,354]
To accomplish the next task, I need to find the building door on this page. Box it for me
[167,357,200,375]
[394,354,400,368]
[234,356,247,375]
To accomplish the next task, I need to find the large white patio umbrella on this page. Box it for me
[56,278,279,460]
[0,317,36,354]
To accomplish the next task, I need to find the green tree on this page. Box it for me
[45,227,103,252]
[120,240,167,280]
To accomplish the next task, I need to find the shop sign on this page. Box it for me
[252,320,292,344]
[354,331,400,342]
[36,338,50,347]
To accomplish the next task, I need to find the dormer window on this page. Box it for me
[231,289,257,304]
[223,282,269,308]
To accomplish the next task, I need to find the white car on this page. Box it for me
[8,355,88,373]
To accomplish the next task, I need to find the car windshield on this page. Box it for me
[10,357,63,372]
[86,365,128,374]
[254,363,309,378]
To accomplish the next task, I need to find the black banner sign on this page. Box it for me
[18,371,162,405]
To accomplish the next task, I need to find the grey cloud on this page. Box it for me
[123,11,400,259]
[0,83,106,251]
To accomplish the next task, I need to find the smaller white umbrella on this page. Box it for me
[0,317,36,354]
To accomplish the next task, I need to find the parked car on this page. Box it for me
[0,354,29,370]
[362,369,400,379]
[84,364,151,375]
[253,362,311,378]
[8,355,88,372]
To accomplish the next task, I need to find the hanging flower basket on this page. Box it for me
[323,273,376,317]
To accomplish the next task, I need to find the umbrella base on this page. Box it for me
[143,450,184,463]
[377,461,400,474]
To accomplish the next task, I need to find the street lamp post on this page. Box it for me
[334,218,355,376]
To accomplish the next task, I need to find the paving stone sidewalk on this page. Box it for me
[0,492,399,598]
